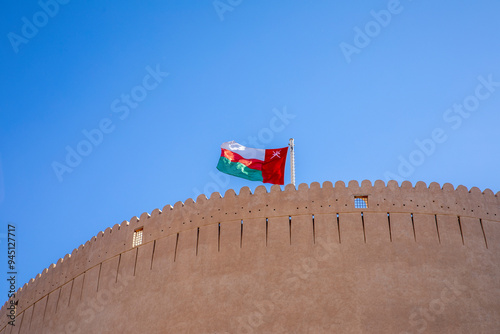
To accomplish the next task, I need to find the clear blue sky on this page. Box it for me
[1,1,499,298]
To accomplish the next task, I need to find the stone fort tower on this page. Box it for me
[1,180,499,333]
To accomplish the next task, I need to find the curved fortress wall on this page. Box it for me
[1,180,499,333]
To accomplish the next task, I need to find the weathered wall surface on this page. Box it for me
[1,180,499,333]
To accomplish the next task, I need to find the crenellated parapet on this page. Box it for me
[1,180,499,332]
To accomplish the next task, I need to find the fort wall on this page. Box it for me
[1,180,499,333]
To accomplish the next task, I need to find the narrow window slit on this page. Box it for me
[479,219,488,249]
[55,286,62,313]
[68,279,75,306]
[218,223,221,252]
[457,216,464,245]
[42,291,50,320]
[337,213,341,243]
[29,302,36,330]
[266,218,269,247]
[312,214,316,244]
[96,262,102,292]
[174,233,179,262]
[151,240,156,269]
[18,305,26,328]
[361,212,366,243]
[289,216,292,245]
[434,215,441,244]
[195,228,200,256]
[240,220,243,248]
[133,247,139,276]
[411,213,416,242]
[80,272,86,300]
[387,213,392,242]
[115,254,121,283]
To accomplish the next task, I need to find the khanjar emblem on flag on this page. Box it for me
[216,141,288,185]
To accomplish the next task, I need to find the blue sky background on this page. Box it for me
[1,0,499,299]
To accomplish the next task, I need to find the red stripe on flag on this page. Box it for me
[220,148,264,170]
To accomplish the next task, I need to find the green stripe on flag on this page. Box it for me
[216,156,263,182]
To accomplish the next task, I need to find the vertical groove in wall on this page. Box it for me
[80,272,86,300]
[28,304,35,330]
[387,213,392,242]
[42,293,49,320]
[289,216,292,245]
[151,240,156,269]
[174,233,179,262]
[240,220,243,248]
[115,254,122,283]
[55,286,62,313]
[18,308,25,331]
[133,247,139,276]
[411,213,416,242]
[337,213,341,244]
[96,263,102,292]
[218,223,221,252]
[68,279,75,306]
[457,216,465,245]
[479,218,488,249]
[435,215,441,244]
[312,214,316,244]
[361,212,366,243]
[195,228,199,256]
[266,218,269,247]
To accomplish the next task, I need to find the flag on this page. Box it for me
[216,141,288,185]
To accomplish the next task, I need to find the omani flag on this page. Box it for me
[216,141,288,185]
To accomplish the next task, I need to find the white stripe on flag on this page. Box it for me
[221,141,265,160]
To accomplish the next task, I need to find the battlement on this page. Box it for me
[1,180,499,332]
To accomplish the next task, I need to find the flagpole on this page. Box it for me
[289,138,295,187]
